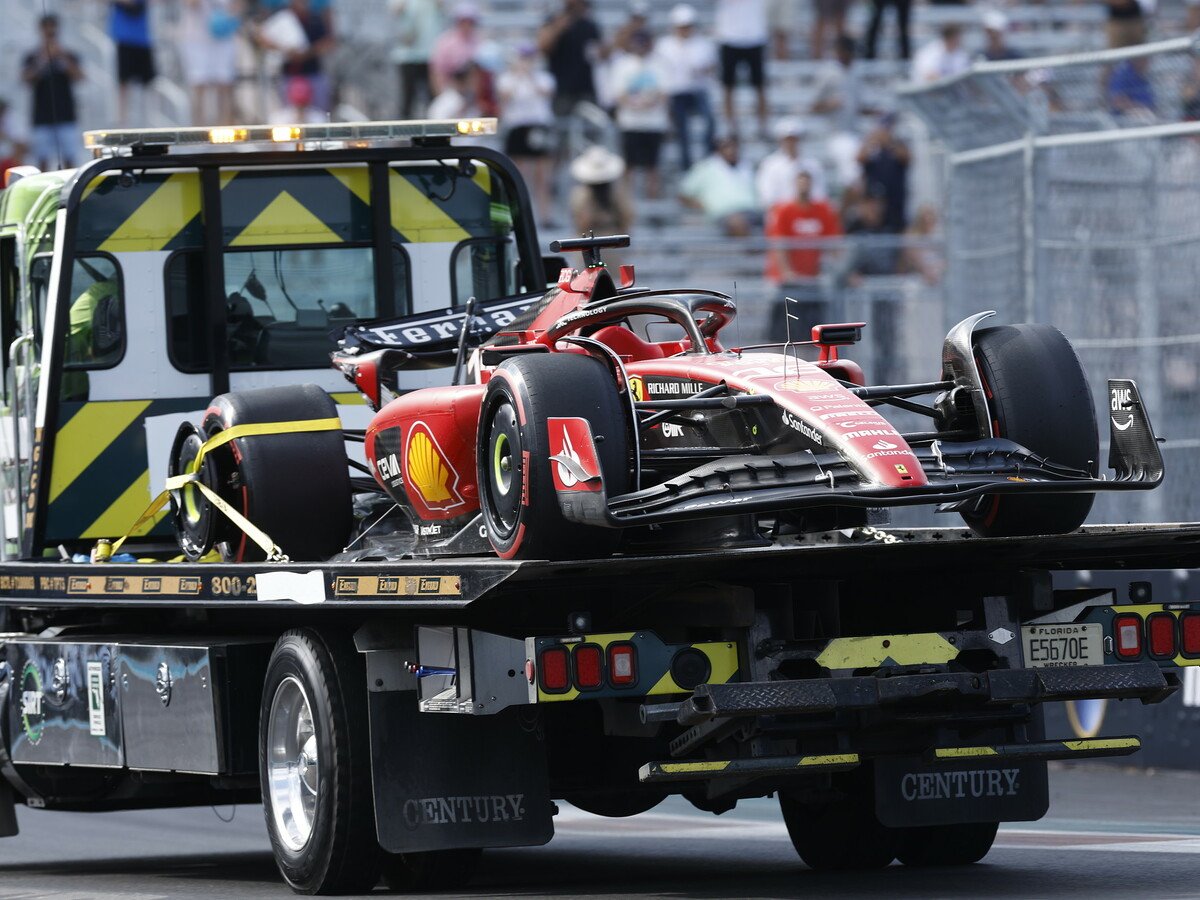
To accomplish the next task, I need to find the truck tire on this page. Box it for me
[200,384,351,562]
[961,324,1098,537]
[477,354,629,560]
[260,629,380,895]
[779,789,898,870]
[896,821,999,866]
[380,848,482,892]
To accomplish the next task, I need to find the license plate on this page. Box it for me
[1021,623,1103,668]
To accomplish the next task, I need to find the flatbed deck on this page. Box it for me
[1,523,1197,610]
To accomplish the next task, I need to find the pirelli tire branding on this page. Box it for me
[874,756,1049,827]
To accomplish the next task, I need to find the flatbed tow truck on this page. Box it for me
[0,120,1198,894]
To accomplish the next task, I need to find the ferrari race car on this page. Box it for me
[168,235,1163,563]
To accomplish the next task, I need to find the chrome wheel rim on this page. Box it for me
[267,675,319,851]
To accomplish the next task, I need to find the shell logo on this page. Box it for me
[404,422,465,512]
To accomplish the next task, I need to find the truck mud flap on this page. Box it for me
[677,662,1174,724]
[875,756,1049,827]
[368,691,553,854]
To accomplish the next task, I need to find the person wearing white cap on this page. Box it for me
[980,10,1021,62]
[569,145,634,252]
[655,3,718,172]
[429,2,481,96]
[755,117,826,209]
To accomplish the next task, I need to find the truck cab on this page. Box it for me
[0,119,546,559]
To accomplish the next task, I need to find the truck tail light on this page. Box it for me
[608,643,637,687]
[1147,613,1177,658]
[1113,614,1143,659]
[574,645,603,689]
[1182,613,1200,657]
[539,647,570,692]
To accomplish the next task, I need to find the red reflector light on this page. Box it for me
[574,644,603,689]
[1182,614,1200,656]
[1113,614,1143,659]
[1147,613,1177,658]
[539,647,570,692]
[608,643,638,687]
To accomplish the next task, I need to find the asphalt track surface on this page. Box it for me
[0,765,1196,898]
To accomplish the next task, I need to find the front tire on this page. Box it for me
[260,629,380,895]
[961,324,1098,537]
[477,354,630,560]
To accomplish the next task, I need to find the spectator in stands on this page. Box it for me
[811,0,850,61]
[430,3,481,98]
[499,44,556,218]
[429,64,480,119]
[539,0,603,116]
[1105,0,1149,49]
[390,0,443,119]
[715,0,770,140]
[680,136,760,236]
[857,113,909,232]
[657,4,718,173]
[22,15,83,171]
[767,0,799,59]
[765,169,842,283]
[270,0,336,114]
[865,0,912,61]
[912,25,969,84]
[899,204,944,284]
[569,145,634,242]
[756,118,826,208]
[610,2,651,58]
[1108,57,1156,120]
[812,33,872,187]
[843,185,900,383]
[611,29,669,200]
[980,10,1021,62]
[110,1,156,127]
[181,0,241,126]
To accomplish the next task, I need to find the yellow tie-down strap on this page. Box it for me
[108,417,343,561]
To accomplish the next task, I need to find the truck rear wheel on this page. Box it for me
[896,821,999,866]
[477,354,629,560]
[961,324,1098,537]
[261,629,380,895]
[197,384,351,562]
[779,786,898,870]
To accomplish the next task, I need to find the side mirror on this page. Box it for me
[542,255,568,287]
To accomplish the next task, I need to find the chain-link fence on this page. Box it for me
[903,35,1200,525]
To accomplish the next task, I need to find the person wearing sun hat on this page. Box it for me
[569,145,634,255]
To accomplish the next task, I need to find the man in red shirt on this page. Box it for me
[764,169,843,342]
[765,169,843,283]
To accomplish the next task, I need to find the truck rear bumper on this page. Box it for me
[675,661,1177,726]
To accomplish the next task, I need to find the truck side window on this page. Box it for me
[451,237,517,308]
[64,255,124,370]
[165,244,410,371]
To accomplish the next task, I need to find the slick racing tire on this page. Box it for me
[477,353,630,560]
[260,629,381,895]
[198,384,351,562]
[896,821,999,866]
[961,324,1098,538]
[380,848,482,892]
[779,783,898,870]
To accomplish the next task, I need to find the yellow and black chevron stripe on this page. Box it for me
[930,736,1140,762]
[44,398,203,542]
[75,164,509,253]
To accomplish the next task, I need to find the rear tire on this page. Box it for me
[780,784,898,870]
[477,354,629,560]
[896,821,999,866]
[260,629,381,895]
[200,384,351,561]
[961,324,1098,537]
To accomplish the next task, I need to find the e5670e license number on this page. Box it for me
[1020,623,1103,668]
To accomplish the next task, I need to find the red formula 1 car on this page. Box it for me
[169,235,1163,563]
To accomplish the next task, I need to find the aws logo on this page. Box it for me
[404,422,466,513]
